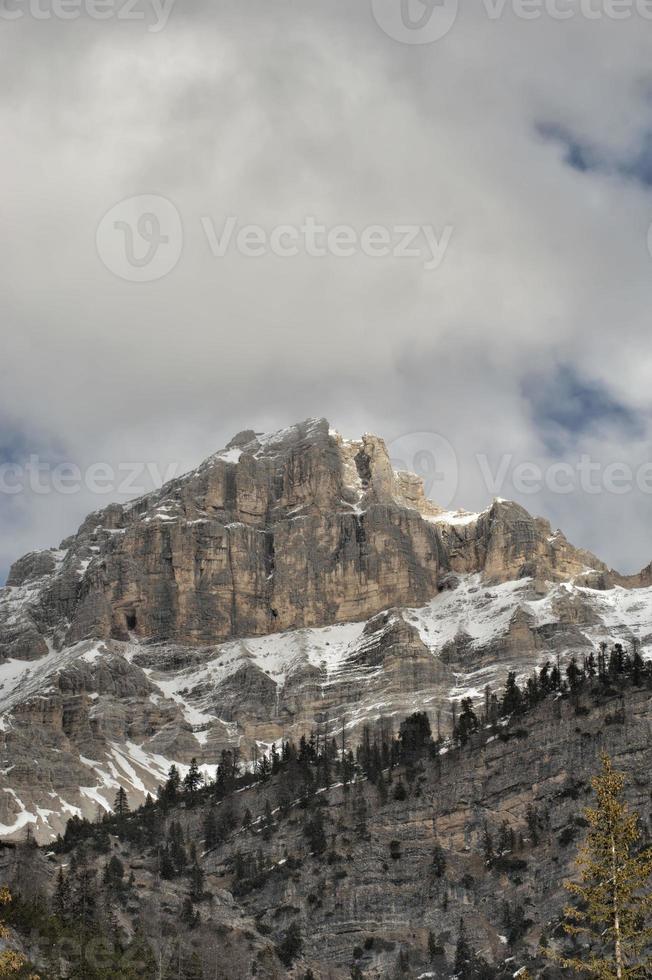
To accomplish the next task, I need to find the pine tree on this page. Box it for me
[482,823,495,868]
[428,930,443,961]
[304,807,327,856]
[159,846,175,880]
[188,863,204,901]
[262,799,274,839]
[103,854,125,894]
[432,843,446,878]
[554,753,652,977]
[203,806,219,849]
[163,764,181,805]
[53,866,71,920]
[169,820,187,873]
[453,916,492,979]
[278,920,302,967]
[113,786,129,818]
[183,758,202,799]
[501,672,524,716]
[456,698,479,745]
[454,917,472,976]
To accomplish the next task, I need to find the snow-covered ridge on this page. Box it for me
[1,573,651,839]
[3,575,650,736]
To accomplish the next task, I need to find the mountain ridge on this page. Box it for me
[0,417,651,841]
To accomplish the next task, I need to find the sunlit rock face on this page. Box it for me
[0,418,650,840]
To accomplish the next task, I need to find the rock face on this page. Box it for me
[5,686,652,979]
[0,417,651,840]
[1,419,618,658]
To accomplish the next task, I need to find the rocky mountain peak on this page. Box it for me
[1,419,651,841]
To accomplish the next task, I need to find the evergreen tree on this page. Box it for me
[456,698,479,745]
[163,764,181,805]
[262,799,274,839]
[188,863,204,901]
[180,895,199,929]
[428,930,443,961]
[566,656,583,691]
[398,711,432,759]
[432,843,446,878]
[278,920,302,967]
[113,786,129,818]
[183,759,202,799]
[203,806,219,849]
[482,824,495,869]
[454,917,472,976]
[393,779,407,802]
[353,783,368,839]
[159,845,176,879]
[169,820,187,872]
[453,917,492,979]
[501,672,524,716]
[53,865,71,920]
[304,807,327,856]
[103,854,125,894]
[526,804,541,846]
[554,753,652,977]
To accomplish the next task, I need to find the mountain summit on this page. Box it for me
[0,418,650,840]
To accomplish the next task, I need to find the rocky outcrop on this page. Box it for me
[6,686,651,979]
[2,420,627,663]
[0,418,650,840]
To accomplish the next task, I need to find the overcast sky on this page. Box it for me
[2,0,652,582]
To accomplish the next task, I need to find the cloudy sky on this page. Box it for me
[1,0,652,583]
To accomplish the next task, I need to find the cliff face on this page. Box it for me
[3,420,449,652]
[0,418,650,841]
[2,418,617,660]
[4,687,651,979]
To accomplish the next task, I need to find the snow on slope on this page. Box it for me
[406,576,532,650]
[3,577,651,735]
[1,574,652,838]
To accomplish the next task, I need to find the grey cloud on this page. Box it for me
[1,3,652,580]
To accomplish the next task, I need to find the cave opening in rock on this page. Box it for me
[125,612,137,631]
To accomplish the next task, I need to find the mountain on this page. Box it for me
[0,417,651,842]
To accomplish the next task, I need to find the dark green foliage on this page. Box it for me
[161,765,181,807]
[501,901,531,944]
[501,672,524,716]
[428,930,445,960]
[188,863,204,901]
[393,780,407,802]
[203,806,219,849]
[180,895,199,929]
[398,711,432,759]
[183,758,202,799]
[113,786,129,818]
[456,698,479,745]
[103,855,125,897]
[432,843,447,878]
[278,920,302,967]
[454,917,493,978]
[304,807,327,856]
